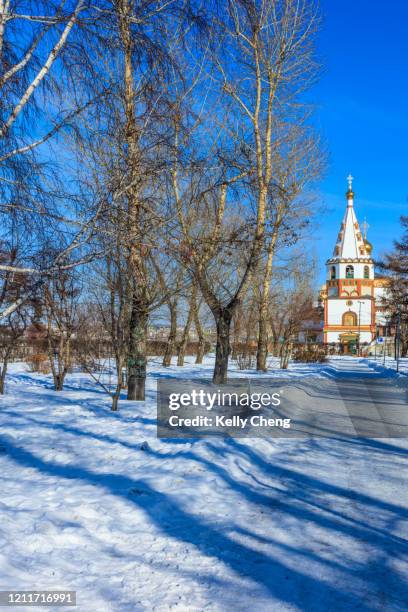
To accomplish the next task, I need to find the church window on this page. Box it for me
[346,265,354,279]
[342,311,357,326]
[364,265,370,279]
[330,266,336,280]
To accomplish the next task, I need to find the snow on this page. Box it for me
[363,355,408,377]
[0,357,407,611]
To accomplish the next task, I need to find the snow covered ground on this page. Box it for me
[363,355,408,377]
[0,356,407,611]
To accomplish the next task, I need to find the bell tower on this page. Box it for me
[322,176,376,352]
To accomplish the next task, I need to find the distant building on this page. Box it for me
[320,176,388,354]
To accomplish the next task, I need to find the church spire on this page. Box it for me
[330,175,371,261]
[346,173,354,205]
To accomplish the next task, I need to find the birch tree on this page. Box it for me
[0,0,101,318]
[173,0,321,383]
[256,124,323,370]
[81,0,191,400]
[43,271,79,391]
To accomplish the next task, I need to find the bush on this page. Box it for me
[292,345,327,363]
[27,352,50,373]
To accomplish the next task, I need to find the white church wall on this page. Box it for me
[327,300,346,325]
[327,299,372,326]
[356,301,373,326]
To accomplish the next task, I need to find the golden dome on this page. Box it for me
[364,239,373,255]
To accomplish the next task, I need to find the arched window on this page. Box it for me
[342,311,357,326]
[364,265,370,279]
[345,265,354,279]
[330,266,336,280]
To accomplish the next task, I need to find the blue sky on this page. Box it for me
[312,0,408,284]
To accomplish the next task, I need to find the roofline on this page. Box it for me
[326,258,374,265]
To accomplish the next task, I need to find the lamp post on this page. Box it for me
[357,300,364,357]
[383,316,390,366]
[396,310,401,373]
[374,323,378,360]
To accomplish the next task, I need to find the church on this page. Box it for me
[321,176,388,353]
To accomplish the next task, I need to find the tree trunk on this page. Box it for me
[213,309,232,384]
[196,338,206,364]
[280,342,291,369]
[0,346,11,394]
[111,365,123,411]
[400,326,408,357]
[55,374,64,391]
[0,364,7,394]
[111,389,120,411]
[256,228,278,371]
[242,313,253,359]
[231,304,242,360]
[177,286,196,367]
[118,0,148,402]
[163,300,178,367]
[256,313,269,371]
[194,304,205,364]
[127,295,148,401]
[48,342,69,391]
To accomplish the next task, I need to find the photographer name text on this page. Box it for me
[168,414,291,429]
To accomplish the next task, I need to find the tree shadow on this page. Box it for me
[1,432,407,610]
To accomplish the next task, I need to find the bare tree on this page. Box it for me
[0,0,103,319]
[268,257,317,368]
[0,0,85,160]
[162,293,179,367]
[43,271,79,391]
[154,262,184,367]
[0,241,36,392]
[172,0,321,382]
[79,0,191,400]
[256,126,323,370]
[377,216,408,356]
[177,282,197,366]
